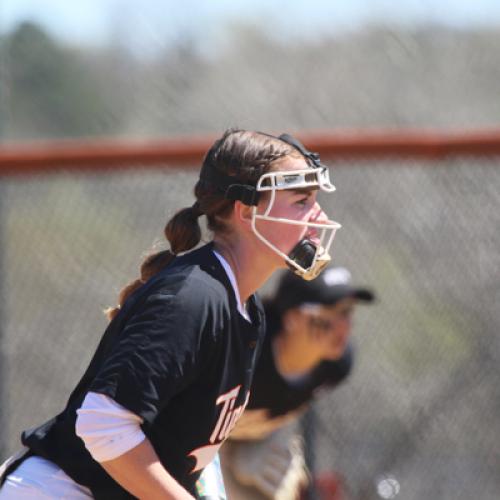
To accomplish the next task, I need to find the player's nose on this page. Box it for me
[309,202,329,223]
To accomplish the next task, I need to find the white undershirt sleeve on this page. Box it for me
[75,391,146,463]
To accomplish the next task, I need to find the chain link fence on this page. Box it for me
[0,155,498,499]
[1,12,500,500]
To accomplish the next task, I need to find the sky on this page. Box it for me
[2,0,500,53]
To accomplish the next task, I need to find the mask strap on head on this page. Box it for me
[199,163,261,206]
[277,133,325,171]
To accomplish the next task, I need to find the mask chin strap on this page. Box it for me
[288,239,330,281]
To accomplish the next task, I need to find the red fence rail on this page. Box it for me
[1,129,500,176]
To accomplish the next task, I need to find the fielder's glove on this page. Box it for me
[228,425,308,500]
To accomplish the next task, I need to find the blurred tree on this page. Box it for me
[4,21,125,140]
[1,21,500,139]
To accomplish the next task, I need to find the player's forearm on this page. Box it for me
[100,439,194,500]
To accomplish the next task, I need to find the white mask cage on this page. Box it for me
[250,167,341,280]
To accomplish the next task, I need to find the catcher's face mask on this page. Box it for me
[200,133,341,281]
[251,162,340,281]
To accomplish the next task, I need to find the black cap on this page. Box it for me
[273,266,375,313]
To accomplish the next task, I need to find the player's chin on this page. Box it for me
[324,343,347,360]
[324,352,343,362]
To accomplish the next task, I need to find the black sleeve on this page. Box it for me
[89,288,217,423]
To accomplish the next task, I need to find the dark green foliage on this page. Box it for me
[3,22,125,139]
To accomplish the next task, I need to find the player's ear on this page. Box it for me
[233,201,253,230]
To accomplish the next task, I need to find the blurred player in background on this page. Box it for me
[0,130,340,499]
[220,266,375,500]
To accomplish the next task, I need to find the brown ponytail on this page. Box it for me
[105,204,202,320]
[106,129,301,321]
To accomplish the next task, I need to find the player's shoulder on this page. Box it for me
[149,244,231,309]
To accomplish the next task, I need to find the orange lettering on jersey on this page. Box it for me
[189,385,250,472]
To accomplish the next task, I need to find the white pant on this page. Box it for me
[0,455,93,499]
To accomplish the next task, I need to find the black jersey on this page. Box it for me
[246,320,353,418]
[20,243,265,499]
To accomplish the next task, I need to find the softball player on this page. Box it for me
[0,130,340,499]
[220,266,375,499]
